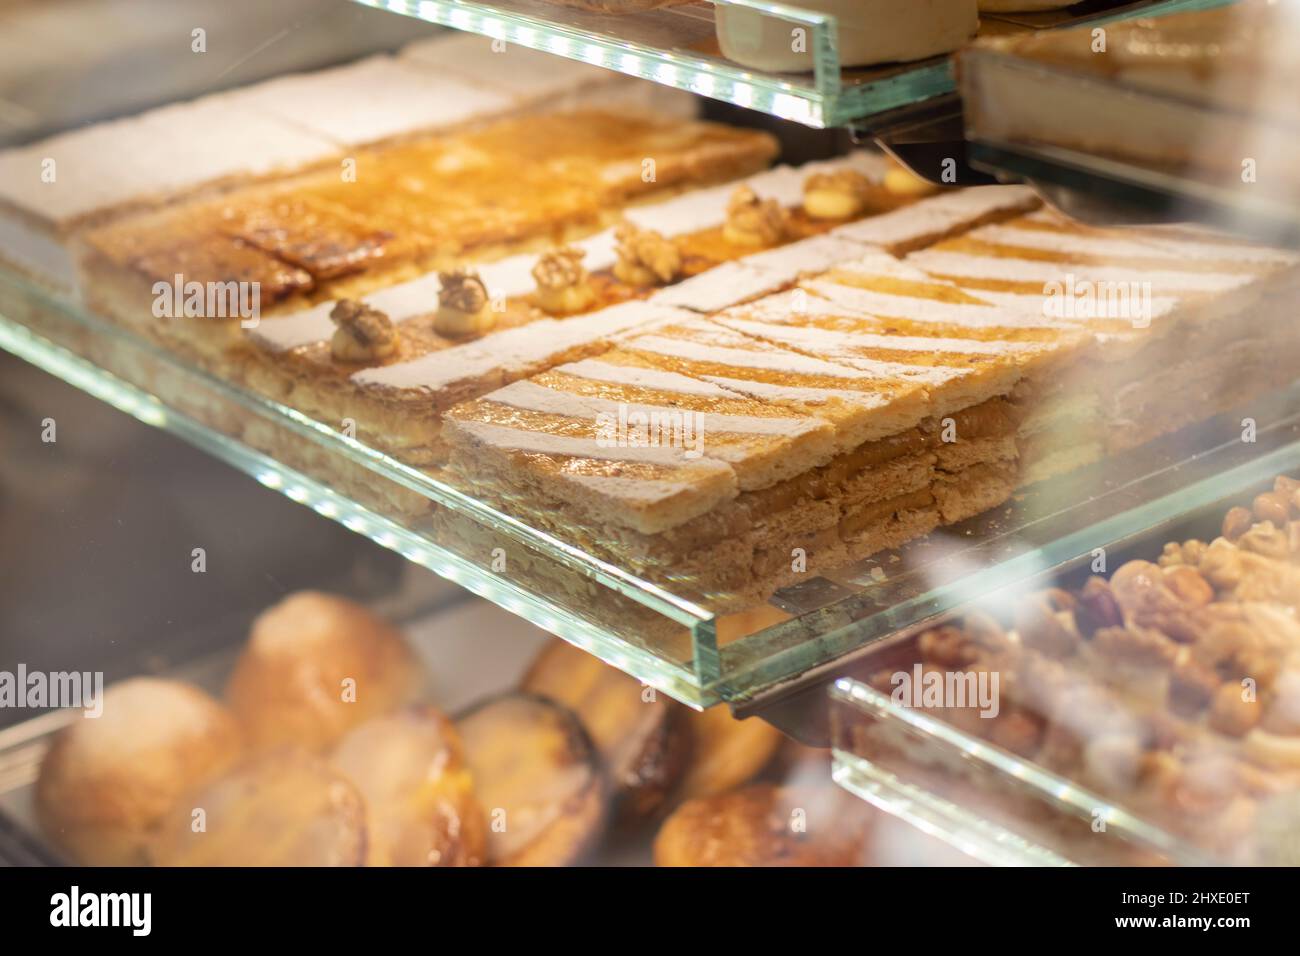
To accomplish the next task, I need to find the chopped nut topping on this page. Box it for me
[435,269,494,336]
[532,246,588,291]
[724,185,787,247]
[613,223,681,285]
[329,299,397,362]
[439,269,489,314]
[531,247,595,316]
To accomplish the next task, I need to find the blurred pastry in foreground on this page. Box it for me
[456,693,606,866]
[225,591,420,754]
[332,707,487,866]
[37,678,242,866]
[673,704,785,802]
[150,750,366,866]
[654,784,872,866]
[522,639,691,820]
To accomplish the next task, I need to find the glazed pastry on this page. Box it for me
[654,784,872,866]
[225,591,421,754]
[532,247,596,316]
[78,109,778,357]
[456,693,606,866]
[674,706,785,802]
[521,639,690,819]
[36,678,242,866]
[435,269,495,336]
[150,751,366,866]
[332,707,487,866]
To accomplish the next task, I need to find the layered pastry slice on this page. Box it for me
[248,299,693,465]
[77,109,778,361]
[796,246,1099,483]
[905,208,1300,459]
[440,302,1072,607]
[237,153,913,451]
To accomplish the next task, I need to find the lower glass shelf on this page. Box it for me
[5,266,1300,710]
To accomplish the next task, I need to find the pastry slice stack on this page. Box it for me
[440,298,1073,605]
[906,208,1300,461]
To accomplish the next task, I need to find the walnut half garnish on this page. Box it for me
[435,268,494,336]
[802,168,872,220]
[723,185,787,248]
[613,222,681,287]
[329,299,397,362]
[532,246,595,316]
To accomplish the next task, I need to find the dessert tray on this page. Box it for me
[351,0,1232,128]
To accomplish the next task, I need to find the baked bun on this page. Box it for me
[333,707,487,866]
[225,591,420,753]
[522,639,690,820]
[457,693,606,866]
[673,703,784,802]
[150,749,365,866]
[37,677,242,866]
[654,784,872,866]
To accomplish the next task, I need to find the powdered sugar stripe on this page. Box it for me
[908,250,1253,294]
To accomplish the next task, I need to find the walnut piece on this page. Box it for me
[802,169,872,220]
[329,299,397,362]
[435,269,493,336]
[613,223,681,286]
[723,185,787,247]
[532,247,594,316]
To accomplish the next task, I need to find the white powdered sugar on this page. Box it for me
[830,185,1038,249]
[650,262,786,312]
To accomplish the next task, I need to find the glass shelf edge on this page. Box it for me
[0,313,717,709]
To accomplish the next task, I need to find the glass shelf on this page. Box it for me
[353,0,1227,129]
[6,265,1300,711]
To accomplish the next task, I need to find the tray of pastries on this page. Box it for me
[832,469,1300,866]
[0,588,969,867]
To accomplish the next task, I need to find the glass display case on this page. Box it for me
[1,0,1298,872]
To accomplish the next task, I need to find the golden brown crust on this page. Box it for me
[521,639,691,820]
[456,693,607,866]
[149,750,367,866]
[37,678,243,866]
[332,706,487,866]
[224,591,421,754]
[654,784,872,866]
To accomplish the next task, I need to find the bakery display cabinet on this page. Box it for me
[1,0,1297,867]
